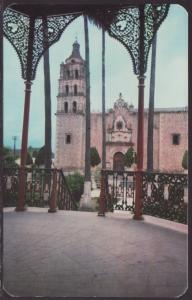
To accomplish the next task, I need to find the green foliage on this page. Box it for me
[26,152,33,165]
[90,147,101,167]
[182,150,188,170]
[124,147,136,167]
[35,146,45,166]
[32,150,38,158]
[3,147,18,168]
[66,172,84,203]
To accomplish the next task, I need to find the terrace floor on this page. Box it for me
[3,207,188,297]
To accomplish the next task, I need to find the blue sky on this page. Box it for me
[3,4,188,151]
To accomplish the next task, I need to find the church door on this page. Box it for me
[113,152,125,171]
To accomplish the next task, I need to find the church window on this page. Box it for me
[73,101,77,113]
[75,70,79,79]
[172,134,180,145]
[66,134,71,144]
[65,85,69,95]
[67,70,70,78]
[74,85,78,96]
[116,121,123,130]
[64,102,68,113]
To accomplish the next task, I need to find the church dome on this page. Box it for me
[66,39,84,62]
[114,93,128,109]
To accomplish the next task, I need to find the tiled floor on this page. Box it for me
[3,208,188,297]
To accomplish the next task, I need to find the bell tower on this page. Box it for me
[55,40,86,172]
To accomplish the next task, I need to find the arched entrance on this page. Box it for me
[113,152,125,171]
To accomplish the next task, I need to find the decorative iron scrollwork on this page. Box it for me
[142,172,188,224]
[2,168,77,210]
[107,4,169,75]
[3,8,81,80]
[104,170,135,212]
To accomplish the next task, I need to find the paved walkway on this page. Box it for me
[3,208,188,297]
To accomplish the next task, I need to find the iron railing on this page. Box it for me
[2,167,77,210]
[102,170,188,224]
[142,172,188,224]
[104,170,135,212]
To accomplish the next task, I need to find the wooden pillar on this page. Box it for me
[48,169,57,213]
[133,5,145,220]
[16,17,35,211]
[98,170,106,216]
[16,81,32,211]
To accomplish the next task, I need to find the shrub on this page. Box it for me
[182,150,188,170]
[35,146,45,166]
[66,172,84,203]
[3,147,18,168]
[90,147,101,167]
[124,147,136,167]
[26,152,33,165]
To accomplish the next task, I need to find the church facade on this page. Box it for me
[55,41,188,173]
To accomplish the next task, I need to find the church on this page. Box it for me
[55,41,188,173]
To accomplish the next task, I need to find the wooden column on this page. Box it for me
[133,5,145,220]
[98,170,106,216]
[48,169,57,213]
[16,17,35,211]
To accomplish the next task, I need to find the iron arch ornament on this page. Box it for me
[3,8,81,80]
[107,4,170,75]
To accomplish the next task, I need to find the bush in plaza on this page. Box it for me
[124,147,136,167]
[90,147,101,167]
[26,152,33,165]
[35,146,45,166]
[66,172,84,203]
[182,150,188,170]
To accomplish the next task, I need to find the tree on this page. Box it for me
[43,16,52,169]
[86,9,119,171]
[147,33,157,172]
[3,147,18,168]
[101,28,106,169]
[32,150,38,158]
[124,147,136,168]
[35,146,45,166]
[26,152,33,165]
[66,172,84,203]
[147,6,159,172]
[84,15,91,182]
[90,147,101,167]
[182,150,188,170]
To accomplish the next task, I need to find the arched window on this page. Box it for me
[116,121,123,130]
[65,85,69,95]
[73,101,77,113]
[75,69,79,79]
[74,85,77,96]
[64,102,68,113]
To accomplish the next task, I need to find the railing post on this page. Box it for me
[48,168,57,213]
[98,170,106,217]
[133,170,143,220]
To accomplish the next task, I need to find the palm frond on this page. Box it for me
[84,7,120,31]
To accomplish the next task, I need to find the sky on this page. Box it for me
[3,4,188,152]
